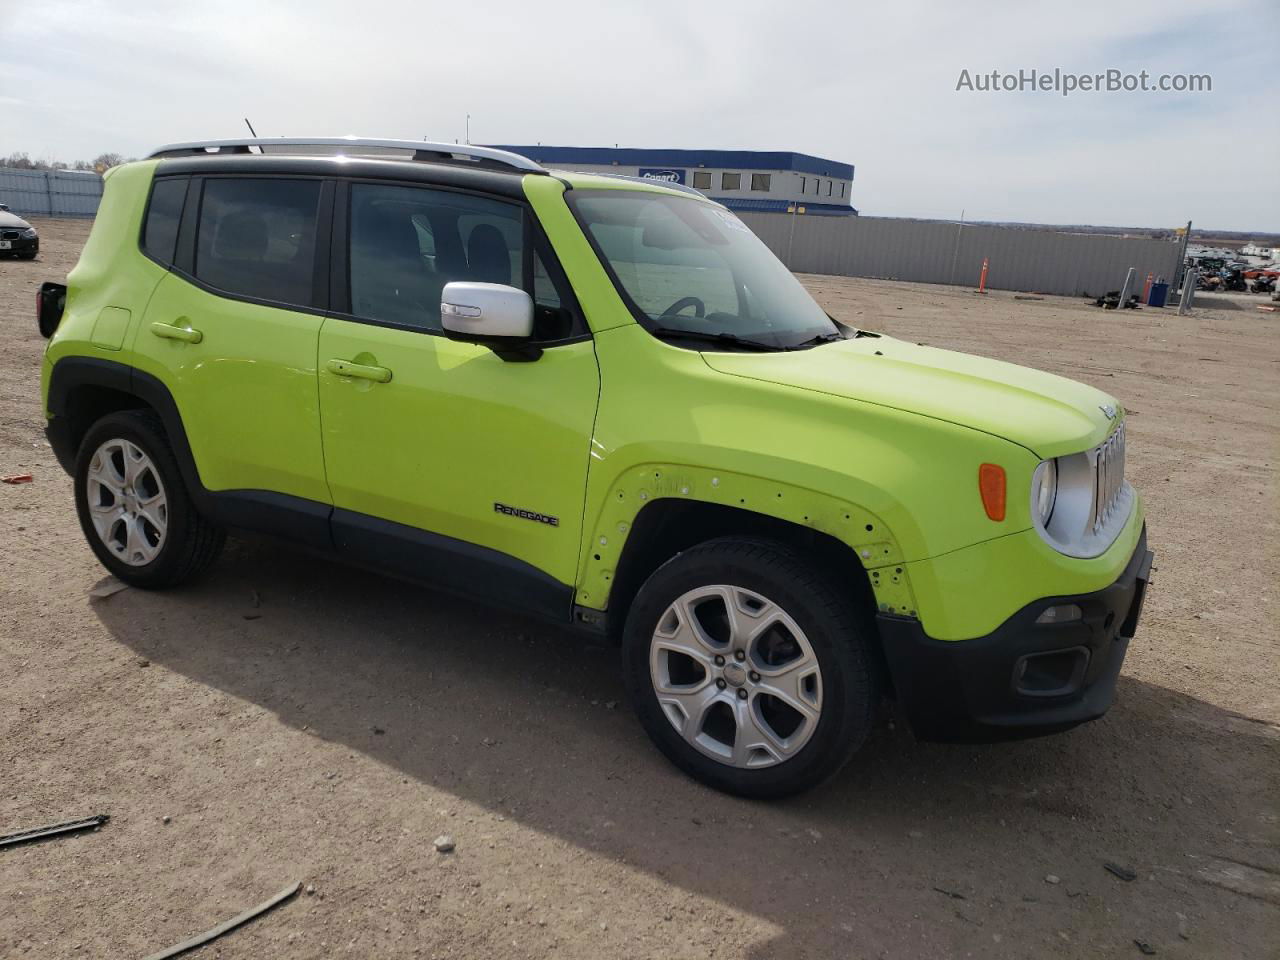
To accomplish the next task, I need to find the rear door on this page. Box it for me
[316,179,599,616]
[133,175,332,513]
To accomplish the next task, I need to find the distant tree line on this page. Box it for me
[1,152,134,174]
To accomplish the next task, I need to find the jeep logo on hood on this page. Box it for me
[638,168,686,185]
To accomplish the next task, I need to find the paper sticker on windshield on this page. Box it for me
[712,210,750,233]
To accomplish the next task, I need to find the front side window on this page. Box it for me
[720,172,741,191]
[142,177,187,266]
[195,178,321,306]
[348,183,574,339]
[750,173,771,192]
[570,190,839,351]
[691,171,712,190]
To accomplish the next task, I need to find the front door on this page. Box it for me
[316,180,599,617]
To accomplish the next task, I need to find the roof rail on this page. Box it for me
[146,137,544,173]
[585,172,709,200]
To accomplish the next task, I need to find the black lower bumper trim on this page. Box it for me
[1,237,38,256]
[878,526,1152,742]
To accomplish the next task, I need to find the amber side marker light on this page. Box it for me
[978,463,1007,521]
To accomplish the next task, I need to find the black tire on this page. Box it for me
[74,410,225,588]
[622,537,877,798]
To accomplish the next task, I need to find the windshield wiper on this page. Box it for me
[648,326,782,352]
[788,332,844,349]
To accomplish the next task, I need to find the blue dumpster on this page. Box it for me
[1147,282,1169,307]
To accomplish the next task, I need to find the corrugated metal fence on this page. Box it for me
[0,166,1181,295]
[737,212,1183,298]
[0,167,103,218]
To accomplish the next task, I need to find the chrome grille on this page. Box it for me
[1092,421,1126,532]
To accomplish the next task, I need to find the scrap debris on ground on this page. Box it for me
[0,815,109,849]
[140,881,301,960]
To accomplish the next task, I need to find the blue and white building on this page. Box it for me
[489,146,857,216]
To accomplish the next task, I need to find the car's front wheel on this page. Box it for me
[622,537,877,798]
[74,410,225,588]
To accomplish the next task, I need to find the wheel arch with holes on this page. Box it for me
[621,536,878,798]
[577,464,920,632]
[73,409,226,588]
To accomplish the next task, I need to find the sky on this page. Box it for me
[2,0,1276,232]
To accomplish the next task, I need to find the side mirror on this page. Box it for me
[441,282,539,362]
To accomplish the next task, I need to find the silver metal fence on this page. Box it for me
[0,167,103,218]
[737,212,1183,298]
[0,165,1183,296]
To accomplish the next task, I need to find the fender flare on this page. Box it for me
[579,462,918,617]
[48,356,207,505]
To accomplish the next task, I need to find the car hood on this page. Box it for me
[0,211,31,229]
[701,334,1120,459]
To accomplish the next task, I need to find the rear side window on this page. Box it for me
[195,178,321,306]
[142,178,187,265]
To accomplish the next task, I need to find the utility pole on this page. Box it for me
[1174,219,1193,297]
[244,118,258,137]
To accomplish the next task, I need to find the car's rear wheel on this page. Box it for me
[74,410,225,588]
[622,537,877,798]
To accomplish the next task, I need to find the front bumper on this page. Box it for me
[877,526,1153,742]
[0,235,38,256]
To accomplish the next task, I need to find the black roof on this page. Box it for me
[155,154,533,200]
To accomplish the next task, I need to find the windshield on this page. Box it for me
[569,190,841,350]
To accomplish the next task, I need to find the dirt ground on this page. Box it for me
[2,219,1277,960]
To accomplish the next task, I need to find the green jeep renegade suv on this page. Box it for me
[37,138,1153,797]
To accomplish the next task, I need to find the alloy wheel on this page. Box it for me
[86,438,168,566]
[650,584,824,769]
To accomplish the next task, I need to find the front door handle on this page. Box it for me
[150,320,203,344]
[326,358,392,383]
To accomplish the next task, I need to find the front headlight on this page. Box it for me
[1031,459,1057,525]
[20,227,37,239]
[1030,425,1133,558]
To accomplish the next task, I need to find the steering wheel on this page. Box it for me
[660,296,706,320]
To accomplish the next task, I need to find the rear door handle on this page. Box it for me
[150,320,203,344]
[326,358,392,383]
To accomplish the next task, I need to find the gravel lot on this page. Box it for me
[2,219,1277,959]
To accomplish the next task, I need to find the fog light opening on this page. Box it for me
[1013,646,1090,697]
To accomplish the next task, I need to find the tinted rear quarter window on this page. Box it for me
[142,178,187,265]
[195,178,321,306]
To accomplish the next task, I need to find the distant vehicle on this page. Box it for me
[0,209,38,259]
[1188,255,1226,276]
[1223,267,1249,292]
